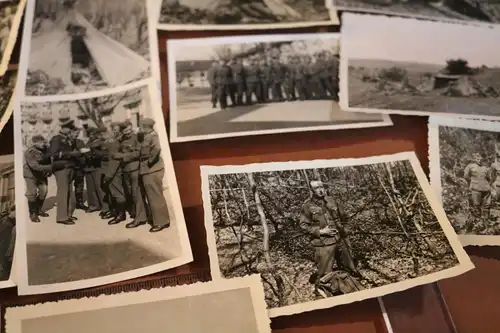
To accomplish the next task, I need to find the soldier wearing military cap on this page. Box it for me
[300,180,359,291]
[112,121,147,228]
[48,119,81,225]
[216,59,233,109]
[207,61,220,108]
[133,117,170,232]
[69,126,89,211]
[270,56,286,102]
[316,51,335,99]
[259,59,271,103]
[230,58,245,106]
[245,58,261,105]
[23,135,52,222]
[102,123,127,225]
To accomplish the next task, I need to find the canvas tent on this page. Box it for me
[29,7,149,88]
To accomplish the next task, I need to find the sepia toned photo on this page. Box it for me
[22,0,152,97]
[0,70,17,134]
[167,34,391,142]
[429,116,500,246]
[158,0,338,30]
[5,275,271,333]
[0,0,26,76]
[0,154,15,289]
[201,152,473,317]
[329,0,500,24]
[340,14,500,119]
[15,81,192,295]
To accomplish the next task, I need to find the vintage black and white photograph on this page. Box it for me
[340,14,500,119]
[4,275,271,333]
[158,0,338,30]
[167,33,391,142]
[0,0,26,76]
[329,0,500,24]
[0,70,17,135]
[201,152,473,317]
[0,154,16,289]
[22,0,152,97]
[15,81,192,295]
[429,116,500,246]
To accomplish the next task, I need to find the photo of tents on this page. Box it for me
[26,0,150,96]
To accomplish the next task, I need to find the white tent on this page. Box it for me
[29,7,149,88]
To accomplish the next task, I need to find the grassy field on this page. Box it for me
[347,58,500,116]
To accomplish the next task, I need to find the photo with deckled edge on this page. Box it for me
[339,13,500,120]
[157,0,339,31]
[20,0,155,98]
[0,154,16,289]
[201,152,474,317]
[14,80,192,295]
[167,33,392,143]
[328,0,500,26]
[428,115,500,246]
[4,275,271,333]
[0,0,26,77]
[0,70,17,135]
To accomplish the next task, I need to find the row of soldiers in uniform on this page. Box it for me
[23,117,171,233]
[206,51,339,109]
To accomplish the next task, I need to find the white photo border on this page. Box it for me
[201,151,474,317]
[157,0,339,31]
[5,275,271,333]
[338,13,500,119]
[18,0,157,101]
[0,153,16,289]
[428,115,500,246]
[167,32,393,143]
[13,79,193,295]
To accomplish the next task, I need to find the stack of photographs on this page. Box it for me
[7,0,192,295]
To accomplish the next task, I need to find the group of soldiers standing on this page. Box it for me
[205,50,339,109]
[463,152,500,231]
[23,115,171,233]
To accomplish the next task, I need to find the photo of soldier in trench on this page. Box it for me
[206,160,461,310]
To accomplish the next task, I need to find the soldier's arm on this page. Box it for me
[147,134,162,166]
[299,205,321,239]
[24,151,52,173]
[464,164,472,179]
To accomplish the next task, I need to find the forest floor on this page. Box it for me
[215,224,459,308]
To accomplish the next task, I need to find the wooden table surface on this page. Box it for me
[1,20,499,333]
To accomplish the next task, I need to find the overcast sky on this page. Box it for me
[342,14,500,67]
[172,37,339,62]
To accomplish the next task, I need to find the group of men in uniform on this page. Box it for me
[205,50,339,110]
[463,152,500,230]
[0,206,15,281]
[23,116,171,233]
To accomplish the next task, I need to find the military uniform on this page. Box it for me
[259,63,272,103]
[206,66,218,108]
[84,129,106,212]
[231,61,245,105]
[0,214,15,280]
[491,162,500,202]
[270,61,285,102]
[300,196,356,281]
[317,57,334,98]
[216,64,232,109]
[292,62,307,101]
[23,145,52,221]
[72,136,88,210]
[102,133,127,224]
[138,124,170,231]
[245,64,260,105]
[117,132,144,220]
[465,162,492,216]
[49,131,78,224]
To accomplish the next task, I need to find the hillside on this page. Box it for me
[348,58,443,73]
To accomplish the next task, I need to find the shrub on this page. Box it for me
[378,67,408,82]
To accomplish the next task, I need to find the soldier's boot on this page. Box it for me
[108,203,126,225]
[75,193,89,211]
[36,198,49,217]
[28,201,40,223]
